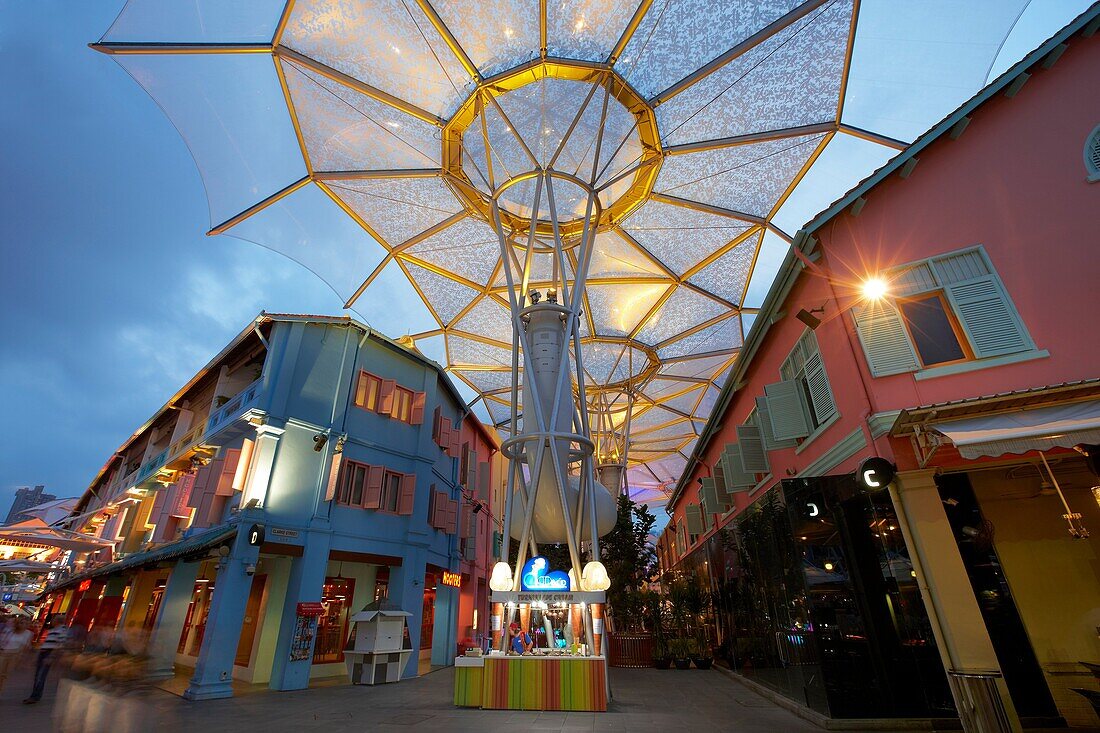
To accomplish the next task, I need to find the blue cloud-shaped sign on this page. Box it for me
[520,556,571,592]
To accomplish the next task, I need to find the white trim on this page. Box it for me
[796,427,867,478]
[914,349,1049,381]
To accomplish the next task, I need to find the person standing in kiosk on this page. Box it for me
[509,623,532,655]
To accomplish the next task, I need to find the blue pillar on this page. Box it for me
[147,559,201,679]
[183,528,260,700]
[268,530,331,691]
[388,547,427,679]
[431,585,459,666]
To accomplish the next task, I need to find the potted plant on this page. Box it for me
[652,635,672,669]
[670,638,692,670]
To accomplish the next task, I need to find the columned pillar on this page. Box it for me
[889,469,1021,732]
[268,531,331,691]
[183,528,260,700]
[388,547,427,679]
[241,424,284,508]
[147,559,201,679]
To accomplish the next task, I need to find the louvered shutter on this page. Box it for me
[464,533,477,561]
[477,461,490,495]
[410,392,426,425]
[397,474,416,515]
[364,465,384,509]
[735,423,769,473]
[853,301,920,376]
[685,504,704,535]
[449,423,461,457]
[754,396,797,450]
[466,449,478,489]
[434,490,449,530]
[462,502,476,538]
[704,479,721,512]
[445,498,458,534]
[214,451,239,496]
[942,277,1031,357]
[764,381,811,441]
[378,380,396,415]
[427,485,437,526]
[721,444,756,493]
[432,406,442,442]
[150,486,168,519]
[803,351,837,423]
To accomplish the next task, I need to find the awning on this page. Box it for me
[46,523,238,594]
[0,518,116,553]
[0,559,64,573]
[931,399,1100,459]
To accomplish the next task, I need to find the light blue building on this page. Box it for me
[53,313,501,700]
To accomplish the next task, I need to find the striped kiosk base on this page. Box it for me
[482,657,608,712]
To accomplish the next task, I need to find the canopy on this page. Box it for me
[93,0,1038,507]
[20,498,80,527]
[0,559,65,573]
[931,400,1100,460]
[0,518,116,553]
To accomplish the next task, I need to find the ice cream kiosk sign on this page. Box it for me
[520,556,570,592]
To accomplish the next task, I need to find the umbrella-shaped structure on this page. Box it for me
[91,1,1035,526]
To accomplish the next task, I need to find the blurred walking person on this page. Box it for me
[24,615,70,703]
[0,617,34,691]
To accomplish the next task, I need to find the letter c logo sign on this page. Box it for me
[857,457,896,492]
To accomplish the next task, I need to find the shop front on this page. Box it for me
[689,476,954,720]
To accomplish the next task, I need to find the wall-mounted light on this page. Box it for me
[313,433,328,452]
[796,307,825,330]
[861,277,888,301]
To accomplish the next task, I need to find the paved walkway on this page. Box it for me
[0,655,886,732]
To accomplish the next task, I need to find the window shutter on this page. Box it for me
[378,379,396,415]
[427,484,437,526]
[721,444,756,492]
[150,486,168,519]
[213,451,239,496]
[853,301,920,376]
[477,461,490,495]
[466,449,478,489]
[410,392,426,425]
[445,498,458,534]
[464,534,477,561]
[492,530,503,556]
[397,473,416,515]
[764,380,811,441]
[712,463,726,494]
[324,452,343,502]
[187,464,212,508]
[699,478,721,516]
[462,502,476,538]
[433,490,449,530]
[432,406,442,442]
[685,504,704,535]
[449,423,461,457]
[942,276,1031,358]
[803,351,837,423]
[364,465,384,509]
[754,396,797,450]
[735,423,769,473]
[355,371,368,407]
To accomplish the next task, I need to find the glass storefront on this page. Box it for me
[313,576,355,664]
[680,476,954,719]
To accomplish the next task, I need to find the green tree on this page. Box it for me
[602,494,657,629]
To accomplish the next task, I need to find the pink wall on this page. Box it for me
[667,33,1099,561]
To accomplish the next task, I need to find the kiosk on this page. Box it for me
[344,600,413,685]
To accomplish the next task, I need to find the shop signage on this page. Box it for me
[441,571,462,588]
[270,527,300,539]
[247,523,265,546]
[78,580,92,592]
[856,457,897,492]
[517,592,576,603]
[296,602,325,617]
[2,593,12,602]
[520,556,570,592]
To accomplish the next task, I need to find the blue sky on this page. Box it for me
[0,1,1089,511]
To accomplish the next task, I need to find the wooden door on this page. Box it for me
[234,574,267,667]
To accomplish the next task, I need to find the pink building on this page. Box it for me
[663,10,1099,729]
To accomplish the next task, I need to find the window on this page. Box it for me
[897,293,969,366]
[382,470,402,513]
[853,247,1036,377]
[763,330,837,443]
[337,460,369,506]
[393,387,413,423]
[355,372,382,411]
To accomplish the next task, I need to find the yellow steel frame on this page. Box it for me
[441,59,662,240]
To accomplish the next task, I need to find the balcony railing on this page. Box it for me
[207,378,263,433]
[167,425,205,464]
[136,448,168,482]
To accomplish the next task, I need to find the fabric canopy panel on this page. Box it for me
[931,400,1100,460]
[95,0,1033,506]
